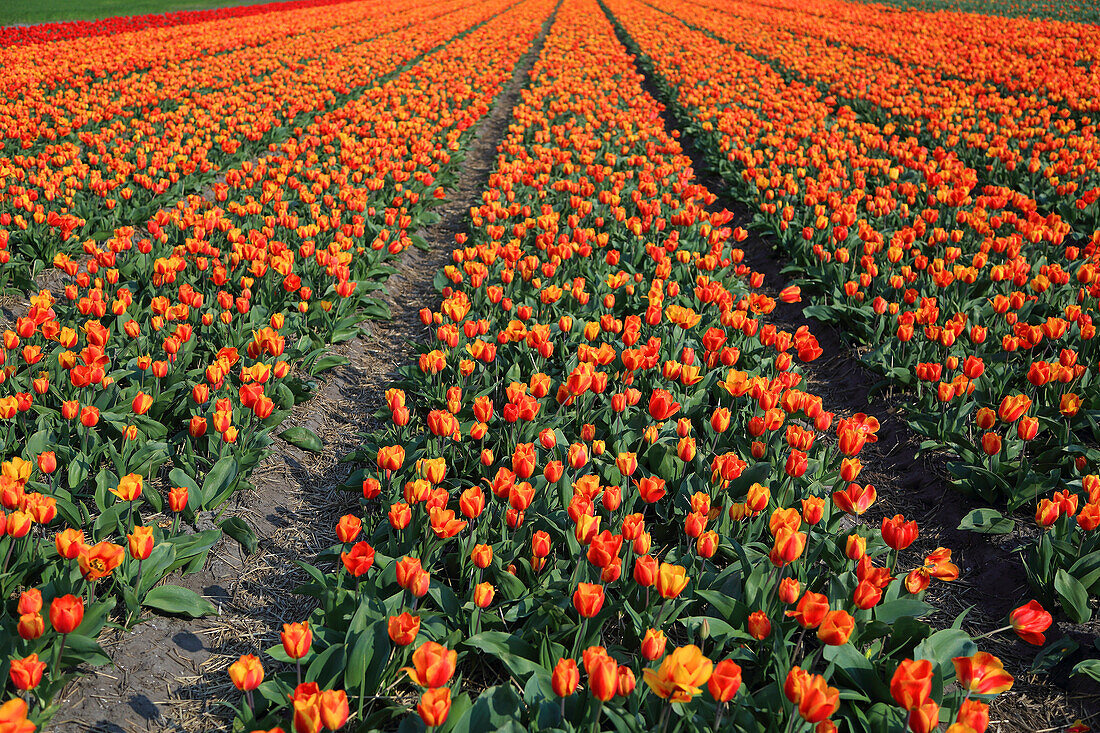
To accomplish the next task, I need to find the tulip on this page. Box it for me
[587,652,619,702]
[282,622,312,684]
[655,563,689,599]
[798,674,839,723]
[636,475,667,503]
[17,589,41,616]
[953,652,1014,694]
[956,699,989,731]
[388,613,420,646]
[833,482,876,515]
[708,659,742,702]
[816,610,855,645]
[769,528,807,566]
[890,659,933,711]
[417,687,452,728]
[747,611,771,639]
[648,389,680,420]
[127,525,154,560]
[881,514,918,550]
[0,699,32,732]
[111,472,143,502]
[473,582,494,608]
[55,528,85,560]
[778,577,802,603]
[168,486,188,514]
[641,628,667,661]
[617,665,636,697]
[340,541,375,577]
[1008,600,1052,645]
[335,515,361,543]
[228,654,264,692]
[643,644,713,702]
[319,689,349,731]
[78,540,124,581]
[37,451,57,475]
[552,658,580,697]
[17,613,44,640]
[573,582,605,618]
[404,641,457,688]
[786,592,829,629]
[633,555,658,586]
[9,654,45,690]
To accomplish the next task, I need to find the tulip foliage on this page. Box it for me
[229,1,1031,731]
[0,0,563,724]
[603,0,1100,643]
[0,0,1083,728]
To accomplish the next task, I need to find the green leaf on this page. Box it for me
[822,643,891,702]
[1072,659,1100,683]
[445,685,522,733]
[200,455,239,508]
[142,584,218,618]
[875,598,933,624]
[1055,569,1093,623]
[220,517,258,554]
[311,355,350,375]
[1031,637,1079,673]
[168,467,202,513]
[915,628,976,676]
[463,632,545,680]
[957,508,1016,535]
[61,634,112,667]
[280,426,323,453]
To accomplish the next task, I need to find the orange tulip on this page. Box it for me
[642,644,713,702]
[655,563,689,598]
[228,654,264,692]
[552,658,580,697]
[49,594,84,634]
[281,622,312,660]
[890,659,933,711]
[953,652,1014,694]
[417,687,452,727]
[707,659,742,702]
[573,582,605,617]
[404,641,457,688]
[786,591,829,629]
[1009,600,1052,646]
[8,654,45,690]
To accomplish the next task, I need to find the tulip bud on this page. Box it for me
[228,654,264,692]
[552,658,580,697]
[747,610,771,639]
[641,629,666,661]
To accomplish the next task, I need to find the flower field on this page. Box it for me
[0,0,1097,731]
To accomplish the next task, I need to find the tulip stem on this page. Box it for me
[55,633,68,672]
[973,625,1012,640]
[658,703,672,733]
[572,617,588,660]
[0,541,13,574]
[591,700,603,733]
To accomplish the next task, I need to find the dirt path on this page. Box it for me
[600,7,1100,730]
[51,9,556,732]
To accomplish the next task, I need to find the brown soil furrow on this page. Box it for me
[51,7,557,732]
